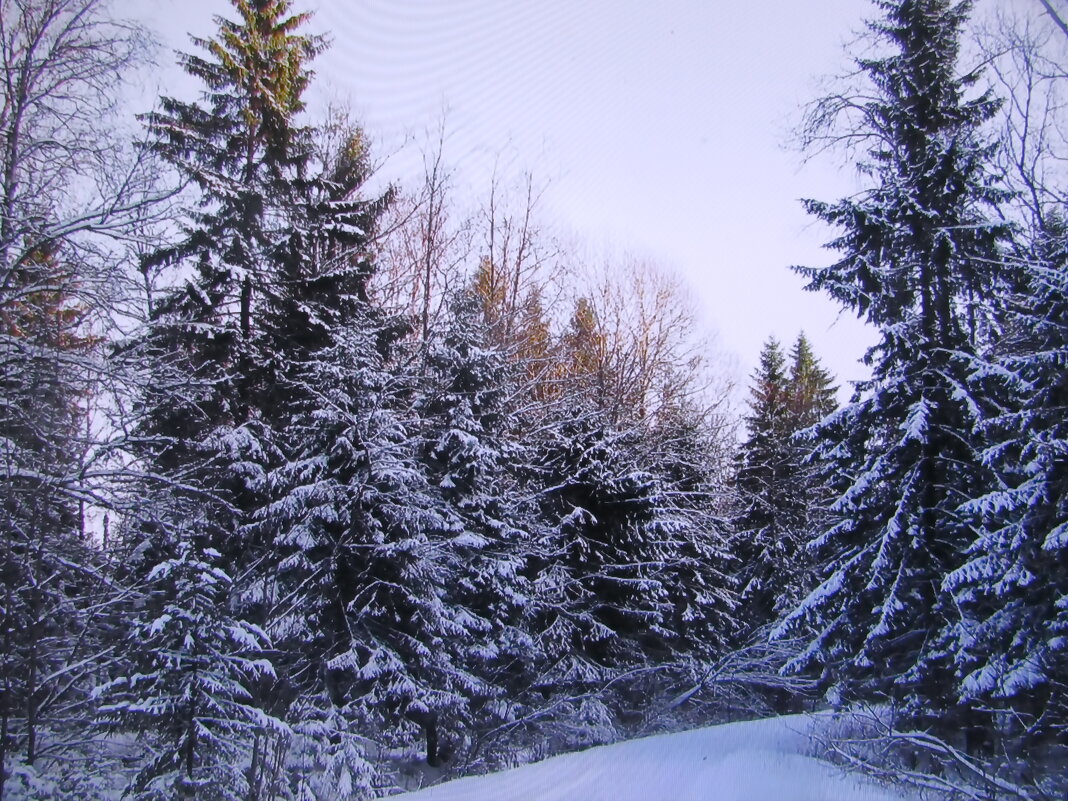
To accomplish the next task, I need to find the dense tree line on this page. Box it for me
[5,0,1068,798]
[0,1,738,798]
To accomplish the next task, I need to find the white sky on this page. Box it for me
[128,0,922,397]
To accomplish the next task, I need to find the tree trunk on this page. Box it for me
[405,709,443,767]
[181,694,198,801]
[425,714,440,768]
[246,731,261,801]
[241,276,252,340]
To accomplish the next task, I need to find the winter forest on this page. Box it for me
[3,0,1068,798]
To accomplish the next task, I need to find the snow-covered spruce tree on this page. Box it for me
[733,334,836,638]
[257,137,512,786]
[119,0,327,586]
[256,311,412,798]
[637,403,738,716]
[105,0,323,794]
[248,116,464,797]
[522,402,734,747]
[97,536,279,801]
[945,216,1068,758]
[525,414,663,746]
[414,290,535,767]
[733,337,796,630]
[782,332,838,605]
[500,270,737,738]
[132,0,326,505]
[775,0,1010,727]
[269,322,480,781]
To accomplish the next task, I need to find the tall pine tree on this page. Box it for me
[106,1,324,795]
[787,333,837,429]
[120,0,326,582]
[413,289,537,766]
[734,338,794,628]
[734,334,836,637]
[247,116,400,797]
[775,0,1010,726]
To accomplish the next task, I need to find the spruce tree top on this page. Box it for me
[144,0,325,285]
[788,332,836,429]
[742,336,789,447]
[179,0,323,178]
[799,0,1009,354]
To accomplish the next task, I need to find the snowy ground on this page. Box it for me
[393,713,913,801]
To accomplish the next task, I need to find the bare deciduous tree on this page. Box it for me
[566,255,733,434]
[375,119,473,340]
[974,1,1068,233]
[1036,0,1068,39]
[0,1,158,796]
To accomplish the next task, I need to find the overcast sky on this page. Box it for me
[128,0,982,398]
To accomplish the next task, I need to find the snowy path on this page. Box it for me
[392,713,911,801]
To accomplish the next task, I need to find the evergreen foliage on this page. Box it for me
[101,1,742,790]
[521,404,734,748]
[122,0,327,575]
[416,291,534,747]
[97,539,280,801]
[105,1,337,794]
[249,115,401,791]
[776,0,1011,722]
[27,0,1068,792]
[529,414,672,743]
[787,333,837,430]
[945,216,1068,748]
[733,334,836,635]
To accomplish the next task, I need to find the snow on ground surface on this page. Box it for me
[392,713,913,801]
